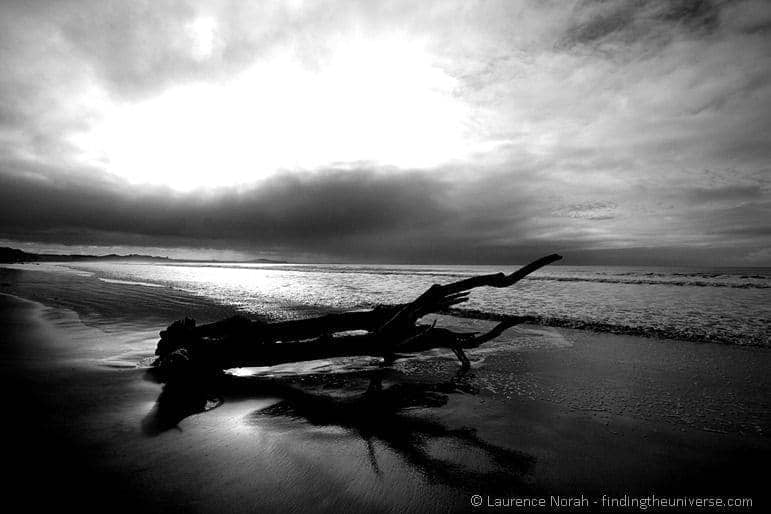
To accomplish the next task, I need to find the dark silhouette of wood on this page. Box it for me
[152,254,562,378]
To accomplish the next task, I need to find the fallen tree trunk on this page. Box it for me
[153,254,562,378]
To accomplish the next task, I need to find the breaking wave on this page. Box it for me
[447,308,770,347]
[527,275,769,289]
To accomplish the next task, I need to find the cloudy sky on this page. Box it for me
[0,0,769,264]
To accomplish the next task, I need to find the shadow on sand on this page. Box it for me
[142,367,536,492]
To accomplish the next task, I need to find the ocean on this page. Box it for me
[3,261,768,347]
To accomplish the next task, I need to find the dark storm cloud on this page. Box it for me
[0,164,558,262]
[0,166,436,244]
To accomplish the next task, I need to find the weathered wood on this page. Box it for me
[152,254,562,377]
[375,253,562,350]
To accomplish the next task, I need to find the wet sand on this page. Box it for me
[1,293,769,512]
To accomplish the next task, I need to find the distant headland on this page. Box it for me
[0,247,287,265]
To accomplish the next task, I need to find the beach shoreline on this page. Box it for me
[1,292,769,511]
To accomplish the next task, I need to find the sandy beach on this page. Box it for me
[1,291,768,512]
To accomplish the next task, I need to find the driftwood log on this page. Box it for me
[152,254,562,378]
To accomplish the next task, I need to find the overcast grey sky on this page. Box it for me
[0,0,769,264]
